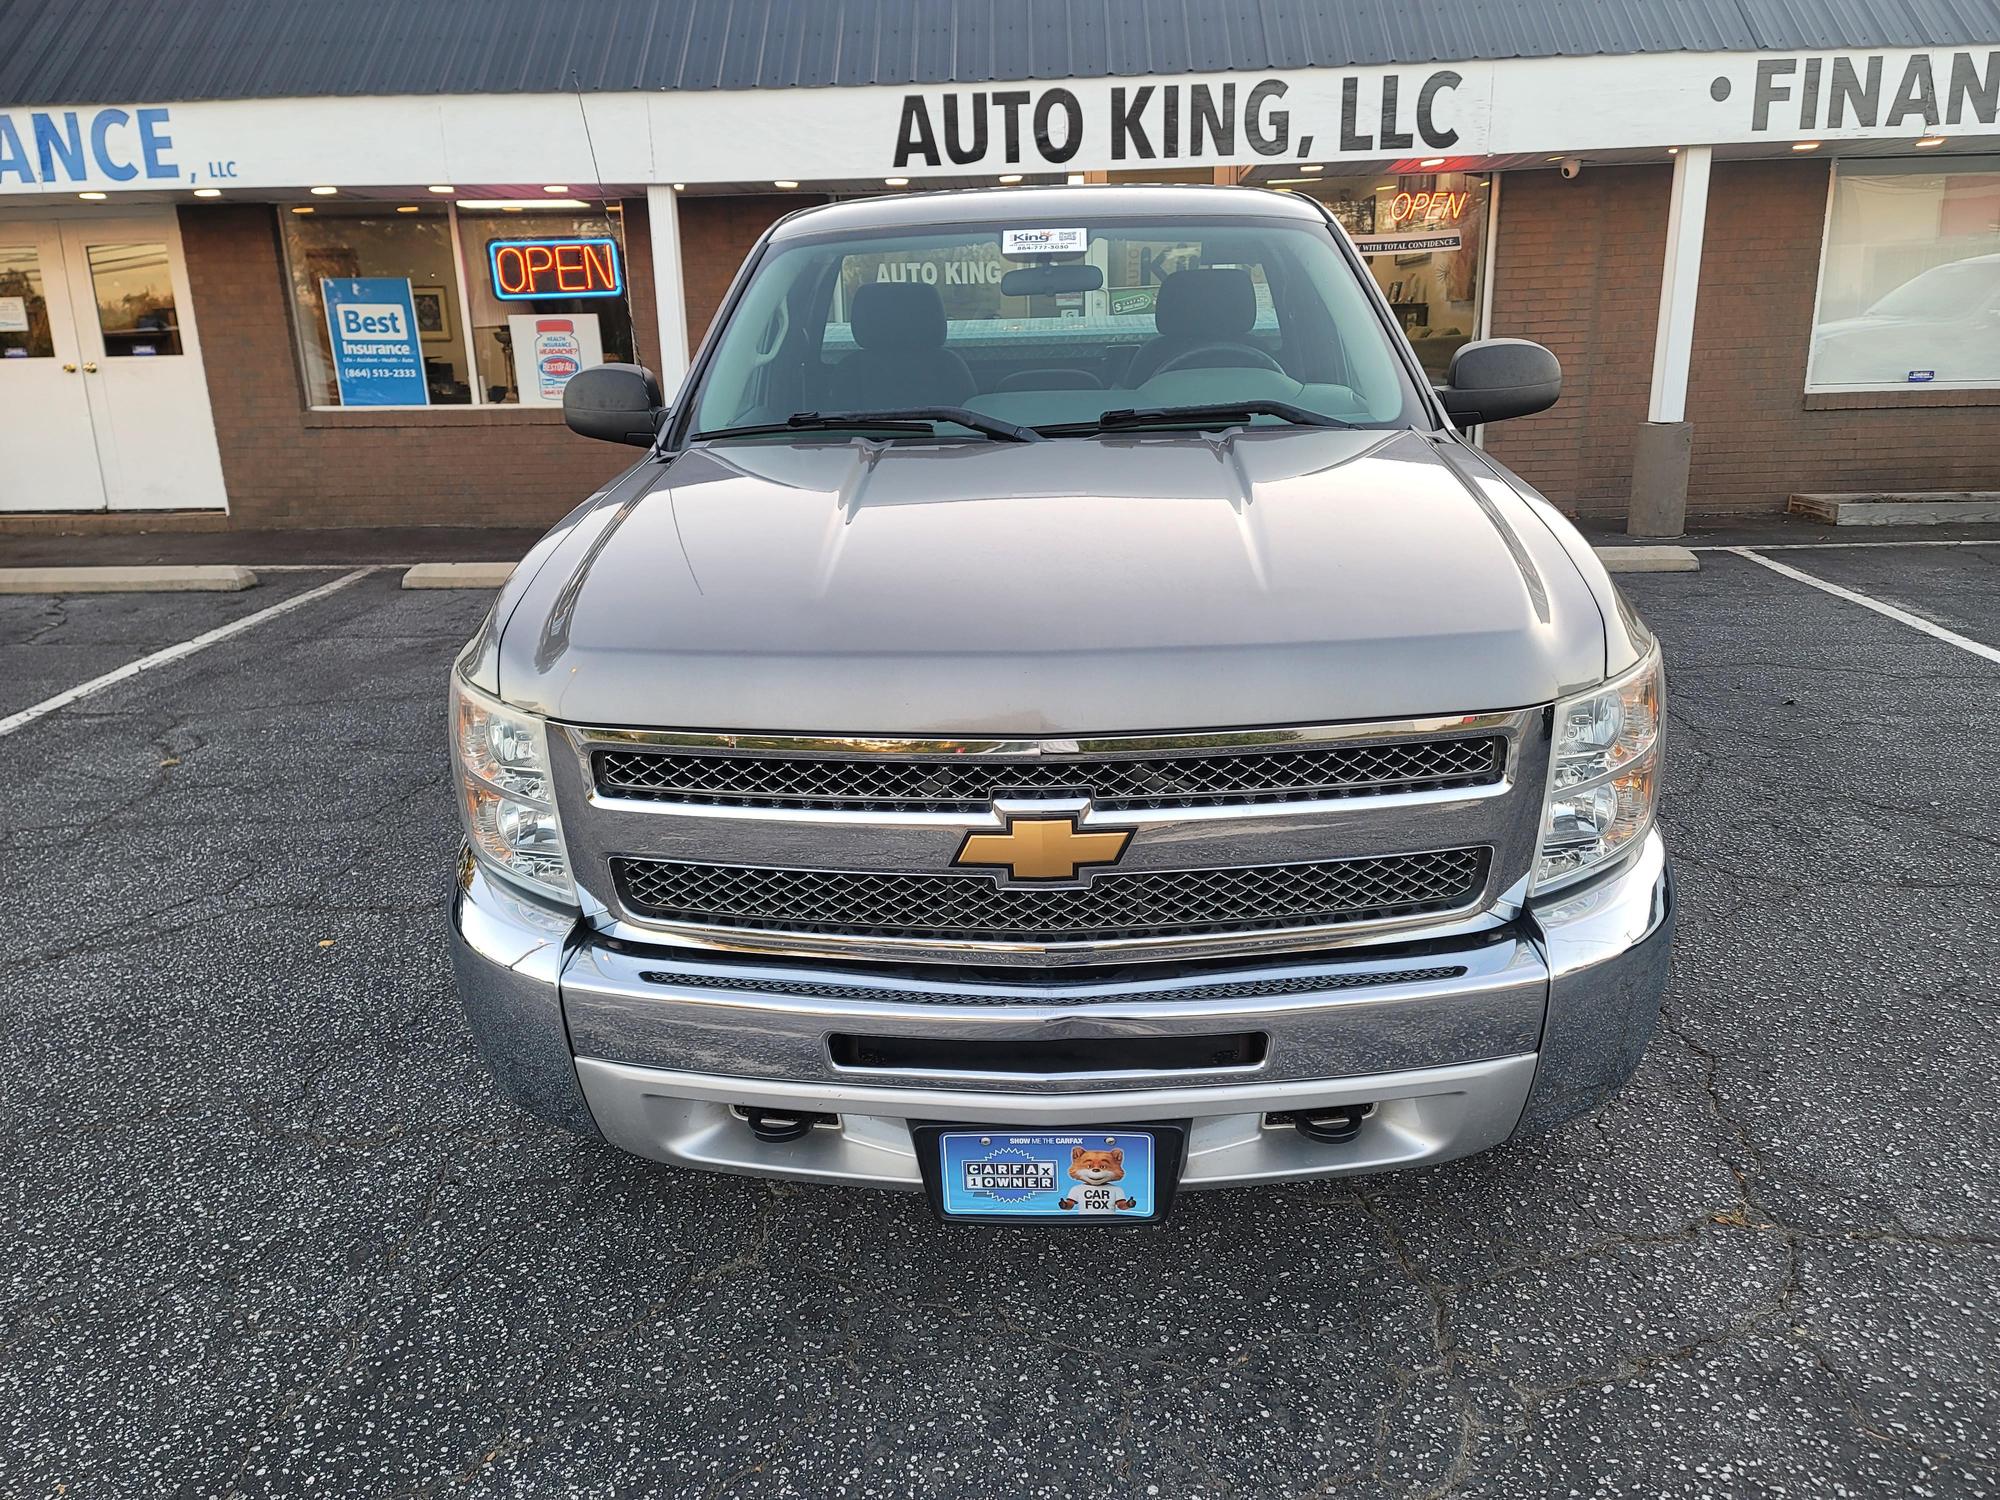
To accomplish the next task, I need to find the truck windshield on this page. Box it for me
[687,211,1424,441]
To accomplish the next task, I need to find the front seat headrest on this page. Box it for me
[851,282,948,351]
[1153,268,1257,342]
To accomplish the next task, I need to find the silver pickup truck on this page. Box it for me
[449,185,1670,1223]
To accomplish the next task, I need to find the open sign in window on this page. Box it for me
[487,238,624,301]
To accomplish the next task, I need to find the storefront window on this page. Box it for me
[457,208,634,405]
[281,205,471,406]
[1809,159,2000,390]
[278,202,637,409]
[1298,172,1490,380]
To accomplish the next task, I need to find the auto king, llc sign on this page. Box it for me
[0,46,1992,195]
[877,47,2000,175]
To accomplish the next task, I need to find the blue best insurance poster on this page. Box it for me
[321,278,429,407]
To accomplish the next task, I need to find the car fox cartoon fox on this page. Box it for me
[1058,1147,1138,1213]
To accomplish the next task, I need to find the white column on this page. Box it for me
[1646,146,1712,425]
[644,184,691,395]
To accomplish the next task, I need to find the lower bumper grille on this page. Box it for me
[611,847,1489,943]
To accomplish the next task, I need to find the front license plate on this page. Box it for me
[930,1128,1168,1223]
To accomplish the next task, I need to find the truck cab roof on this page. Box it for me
[767,183,1329,241]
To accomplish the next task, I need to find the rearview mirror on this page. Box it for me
[999,264,1105,297]
[1437,339,1561,426]
[563,363,665,446]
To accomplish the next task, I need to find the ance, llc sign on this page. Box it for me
[0,105,240,188]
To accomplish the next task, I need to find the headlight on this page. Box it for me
[1533,646,1663,892]
[451,674,574,901]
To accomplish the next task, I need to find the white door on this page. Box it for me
[0,223,106,511]
[58,214,228,511]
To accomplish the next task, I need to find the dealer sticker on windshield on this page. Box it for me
[937,1130,1156,1219]
[1001,226,1087,256]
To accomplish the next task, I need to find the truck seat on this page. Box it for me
[834,283,976,408]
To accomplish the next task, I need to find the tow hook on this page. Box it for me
[1270,1102,1376,1144]
[737,1106,834,1143]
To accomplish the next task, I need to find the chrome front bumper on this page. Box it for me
[449,830,1672,1191]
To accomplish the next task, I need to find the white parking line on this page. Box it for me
[0,567,377,740]
[1691,539,2000,552]
[1727,547,2000,666]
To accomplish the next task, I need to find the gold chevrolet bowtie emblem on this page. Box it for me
[954,816,1132,883]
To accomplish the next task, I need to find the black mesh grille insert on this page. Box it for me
[593,736,1505,812]
[611,847,1488,942]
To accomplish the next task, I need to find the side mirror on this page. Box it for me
[1437,339,1561,426]
[563,363,664,446]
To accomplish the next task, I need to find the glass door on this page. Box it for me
[0,222,106,511]
[57,212,227,511]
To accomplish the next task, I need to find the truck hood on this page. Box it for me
[496,428,1608,736]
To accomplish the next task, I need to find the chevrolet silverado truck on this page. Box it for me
[449,186,1671,1223]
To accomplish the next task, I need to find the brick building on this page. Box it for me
[1,0,1997,534]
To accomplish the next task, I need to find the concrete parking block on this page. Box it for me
[0,565,258,593]
[1595,545,1700,573]
[1789,491,2000,525]
[402,562,517,590]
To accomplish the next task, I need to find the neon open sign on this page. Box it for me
[1387,191,1469,227]
[487,238,623,300]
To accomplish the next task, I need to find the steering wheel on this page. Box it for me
[1154,342,1285,376]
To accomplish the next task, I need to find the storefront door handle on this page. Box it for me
[62,362,77,373]
[82,361,98,373]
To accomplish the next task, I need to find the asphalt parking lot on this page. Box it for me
[2,543,1995,1498]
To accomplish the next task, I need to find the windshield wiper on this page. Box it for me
[695,407,1042,443]
[1042,401,1356,436]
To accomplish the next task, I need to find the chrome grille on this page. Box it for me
[611,847,1488,942]
[593,735,1505,812]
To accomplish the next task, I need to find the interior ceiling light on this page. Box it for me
[773,179,800,189]
[427,184,454,194]
[672,182,687,190]
[192,186,222,197]
[290,205,314,213]
[1792,140,1821,151]
[309,185,338,195]
[884,176,909,186]
[1916,136,1947,147]
[397,205,420,213]
[1301,164,1324,174]
[542,184,570,192]
[1065,172,1086,185]
[78,190,108,200]
[1419,156,1447,168]
[998,173,1023,183]
[456,197,590,209]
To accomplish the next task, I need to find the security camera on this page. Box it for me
[1559,158,1584,180]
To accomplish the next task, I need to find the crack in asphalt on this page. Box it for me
[20,596,69,646]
